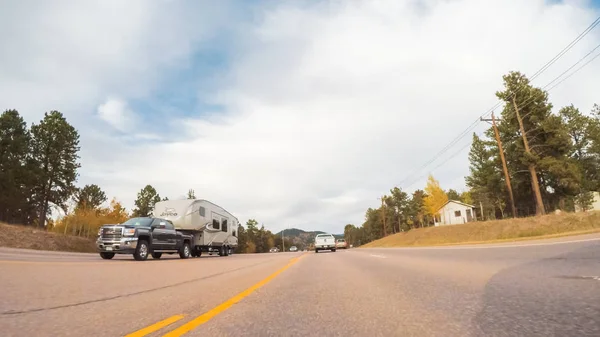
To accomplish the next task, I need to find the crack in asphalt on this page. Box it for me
[1,258,276,315]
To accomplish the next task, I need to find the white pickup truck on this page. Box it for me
[314,233,336,253]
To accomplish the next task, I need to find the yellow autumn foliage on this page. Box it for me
[52,198,130,238]
[423,174,448,217]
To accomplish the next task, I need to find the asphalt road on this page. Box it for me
[1,234,600,337]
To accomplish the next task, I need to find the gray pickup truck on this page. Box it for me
[96,216,193,261]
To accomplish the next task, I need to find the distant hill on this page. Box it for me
[275,228,344,249]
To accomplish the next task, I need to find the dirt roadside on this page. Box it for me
[0,222,96,253]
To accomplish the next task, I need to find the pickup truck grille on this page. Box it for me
[102,227,122,239]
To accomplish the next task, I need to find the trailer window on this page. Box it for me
[222,218,228,232]
[199,207,205,217]
[212,218,220,230]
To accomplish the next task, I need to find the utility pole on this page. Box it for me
[282,228,285,252]
[380,196,387,237]
[481,112,517,218]
[512,95,545,216]
[479,201,484,221]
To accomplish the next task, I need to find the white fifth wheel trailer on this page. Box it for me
[151,199,239,257]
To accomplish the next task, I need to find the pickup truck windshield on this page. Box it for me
[121,217,153,227]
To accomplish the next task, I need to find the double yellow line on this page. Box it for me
[125,254,306,337]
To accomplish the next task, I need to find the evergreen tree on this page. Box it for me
[30,111,81,227]
[132,185,161,217]
[74,184,107,210]
[496,72,579,214]
[465,133,505,219]
[0,110,35,224]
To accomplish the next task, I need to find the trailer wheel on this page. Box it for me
[192,248,201,258]
[100,252,115,259]
[179,242,191,259]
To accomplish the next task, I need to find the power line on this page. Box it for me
[404,138,473,189]
[547,46,600,92]
[529,16,600,81]
[515,41,600,121]
[401,39,600,190]
[543,42,600,90]
[395,15,600,189]
[395,115,485,187]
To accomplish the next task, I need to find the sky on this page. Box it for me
[1,0,599,234]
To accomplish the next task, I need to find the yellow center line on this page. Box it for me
[125,314,185,337]
[160,254,306,337]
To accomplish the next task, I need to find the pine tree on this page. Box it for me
[132,185,161,217]
[465,133,504,219]
[30,111,81,227]
[0,110,35,224]
[74,184,107,210]
[559,104,599,210]
[495,72,579,213]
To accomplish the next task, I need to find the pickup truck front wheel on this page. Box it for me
[152,252,162,259]
[179,242,191,259]
[100,252,115,259]
[134,240,149,261]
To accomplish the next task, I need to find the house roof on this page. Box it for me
[435,199,476,213]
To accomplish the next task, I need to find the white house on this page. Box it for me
[575,191,600,212]
[434,200,476,226]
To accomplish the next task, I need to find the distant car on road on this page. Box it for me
[336,239,348,249]
[269,247,279,253]
[314,233,336,253]
[289,246,298,252]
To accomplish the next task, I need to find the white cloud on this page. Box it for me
[1,0,599,233]
[97,98,137,132]
[0,0,231,121]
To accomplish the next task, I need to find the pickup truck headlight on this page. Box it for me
[123,228,136,236]
[97,228,102,236]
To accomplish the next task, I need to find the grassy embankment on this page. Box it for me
[2,211,599,252]
[0,222,97,253]
[362,211,600,248]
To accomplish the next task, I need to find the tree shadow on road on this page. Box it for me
[471,244,600,337]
